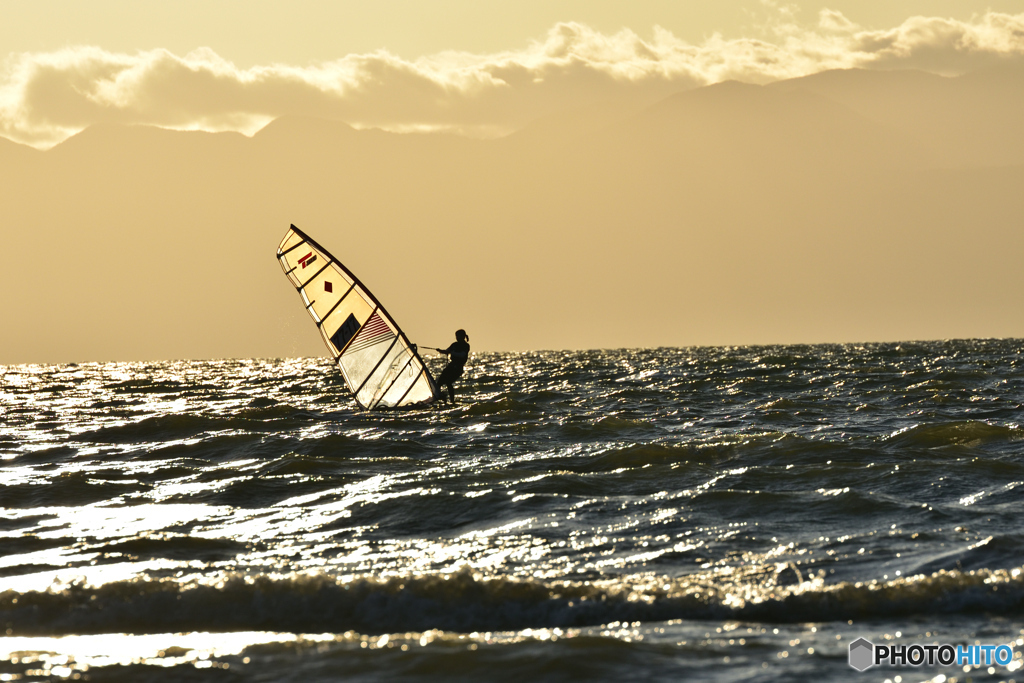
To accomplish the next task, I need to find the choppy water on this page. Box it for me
[2,340,1024,682]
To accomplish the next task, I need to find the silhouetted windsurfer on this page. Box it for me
[435,329,470,404]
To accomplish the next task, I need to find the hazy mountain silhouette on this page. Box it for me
[615,80,932,167]
[0,136,40,179]
[2,67,1022,363]
[770,66,1024,167]
[0,135,38,157]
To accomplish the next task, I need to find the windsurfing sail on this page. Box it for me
[276,224,441,409]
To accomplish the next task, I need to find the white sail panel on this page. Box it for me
[277,224,440,409]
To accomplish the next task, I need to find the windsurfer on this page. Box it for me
[436,329,470,403]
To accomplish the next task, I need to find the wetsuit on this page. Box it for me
[437,340,470,387]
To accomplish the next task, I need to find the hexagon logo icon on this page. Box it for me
[848,637,875,671]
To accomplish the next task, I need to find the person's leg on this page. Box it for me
[438,365,455,403]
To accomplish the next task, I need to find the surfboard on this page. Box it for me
[276,224,441,409]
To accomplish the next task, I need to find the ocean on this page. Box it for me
[2,339,1024,682]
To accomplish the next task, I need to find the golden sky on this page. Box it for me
[4,1,1023,64]
[2,2,1024,362]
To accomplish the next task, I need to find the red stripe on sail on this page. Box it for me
[343,312,395,355]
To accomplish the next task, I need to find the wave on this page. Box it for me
[2,471,145,508]
[554,444,698,474]
[463,396,544,417]
[103,535,249,563]
[4,564,1024,637]
[7,445,79,464]
[883,420,1024,450]
[70,410,319,444]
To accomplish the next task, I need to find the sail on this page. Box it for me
[276,224,440,409]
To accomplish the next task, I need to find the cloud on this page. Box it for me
[847,12,1024,72]
[2,10,1024,148]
